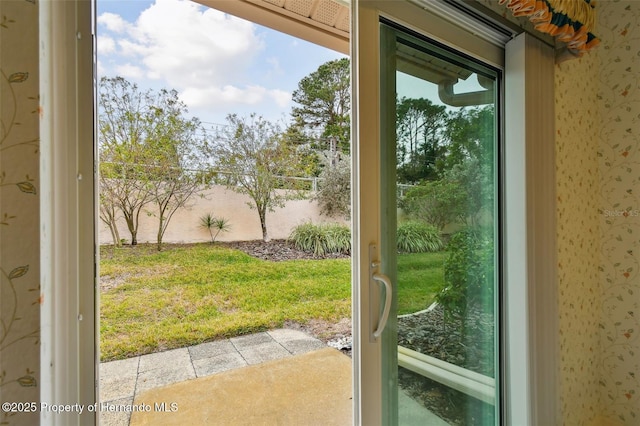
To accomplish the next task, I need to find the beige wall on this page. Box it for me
[556,1,640,425]
[99,185,346,244]
[0,1,40,425]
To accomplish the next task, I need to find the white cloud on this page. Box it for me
[98,36,116,55]
[97,12,130,33]
[181,85,291,110]
[115,63,145,80]
[270,89,292,108]
[96,59,106,78]
[97,0,271,114]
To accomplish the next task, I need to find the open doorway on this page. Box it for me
[95,0,354,424]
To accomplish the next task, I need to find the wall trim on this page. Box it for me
[39,0,96,424]
[504,32,558,426]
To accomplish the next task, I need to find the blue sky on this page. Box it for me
[97,0,346,129]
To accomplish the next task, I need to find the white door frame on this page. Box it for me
[39,0,97,425]
[350,1,557,425]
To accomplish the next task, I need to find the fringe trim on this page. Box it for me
[499,0,599,56]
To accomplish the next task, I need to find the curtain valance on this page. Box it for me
[499,0,599,55]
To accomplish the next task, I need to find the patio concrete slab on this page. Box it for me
[229,331,273,349]
[99,396,134,426]
[237,340,292,365]
[100,328,449,426]
[99,357,139,402]
[267,328,326,354]
[99,328,330,426]
[188,339,236,361]
[130,347,352,426]
[136,364,196,394]
[138,347,192,373]
[192,351,247,377]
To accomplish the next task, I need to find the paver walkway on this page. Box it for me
[99,329,326,426]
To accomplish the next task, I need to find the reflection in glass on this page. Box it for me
[381,23,500,426]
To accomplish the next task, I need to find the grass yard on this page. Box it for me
[100,243,350,361]
[99,243,446,361]
[397,251,446,315]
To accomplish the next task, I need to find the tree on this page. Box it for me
[400,179,466,231]
[443,157,494,227]
[99,77,208,249]
[98,172,122,247]
[142,90,209,251]
[396,97,448,184]
[291,58,350,153]
[99,77,153,245]
[212,114,303,242]
[314,151,351,219]
[438,105,495,173]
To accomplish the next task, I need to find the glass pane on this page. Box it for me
[380,23,500,426]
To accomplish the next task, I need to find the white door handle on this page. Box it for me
[372,272,392,340]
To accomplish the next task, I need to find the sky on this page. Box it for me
[96,0,346,131]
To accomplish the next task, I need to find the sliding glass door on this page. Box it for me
[352,2,504,424]
[380,21,500,425]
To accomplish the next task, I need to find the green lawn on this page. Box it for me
[99,244,445,361]
[100,244,350,361]
[397,251,446,315]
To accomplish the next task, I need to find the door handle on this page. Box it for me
[372,272,392,340]
[369,243,392,341]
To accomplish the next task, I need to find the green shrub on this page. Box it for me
[396,221,443,253]
[289,222,351,256]
[199,213,231,243]
[436,228,495,322]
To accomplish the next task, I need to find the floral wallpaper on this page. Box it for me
[0,1,40,425]
[597,1,640,424]
[555,34,602,426]
[557,0,639,424]
[553,0,640,424]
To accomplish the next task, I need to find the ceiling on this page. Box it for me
[195,0,350,54]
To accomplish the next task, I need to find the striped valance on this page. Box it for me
[499,0,600,55]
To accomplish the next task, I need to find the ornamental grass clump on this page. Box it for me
[396,221,443,253]
[289,222,351,256]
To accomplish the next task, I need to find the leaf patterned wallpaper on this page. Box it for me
[0,1,40,425]
[558,1,639,425]
[596,0,639,424]
[556,30,602,426]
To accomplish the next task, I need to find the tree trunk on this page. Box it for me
[259,209,269,242]
[157,215,164,251]
[108,222,120,247]
[124,216,138,245]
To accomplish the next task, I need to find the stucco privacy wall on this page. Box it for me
[0,1,40,425]
[98,185,344,244]
[596,1,640,423]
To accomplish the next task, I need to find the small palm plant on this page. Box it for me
[200,213,231,243]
